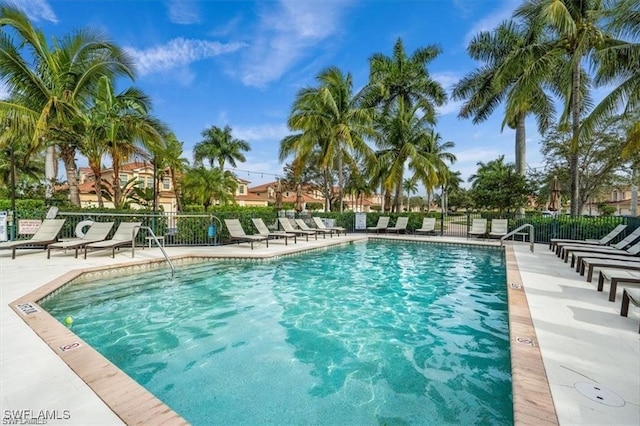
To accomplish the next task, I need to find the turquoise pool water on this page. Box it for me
[41,241,511,425]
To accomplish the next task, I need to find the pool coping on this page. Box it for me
[9,238,558,425]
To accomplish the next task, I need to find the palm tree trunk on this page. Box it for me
[338,152,344,213]
[112,152,122,208]
[570,59,581,216]
[515,112,526,176]
[394,174,403,212]
[171,174,182,212]
[89,160,104,208]
[60,145,81,207]
[44,145,56,199]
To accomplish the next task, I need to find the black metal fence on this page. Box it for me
[4,209,640,246]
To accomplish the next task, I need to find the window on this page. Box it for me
[119,174,128,187]
[146,177,154,189]
[612,190,618,202]
[163,177,171,190]
[238,185,245,195]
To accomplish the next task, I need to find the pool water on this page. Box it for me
[41,241,512,425]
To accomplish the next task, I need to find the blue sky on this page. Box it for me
[13,0,545,191]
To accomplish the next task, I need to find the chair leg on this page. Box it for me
[609,278,619,302]
[621,290,630,317]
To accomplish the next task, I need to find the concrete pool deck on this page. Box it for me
[1,235,638,425]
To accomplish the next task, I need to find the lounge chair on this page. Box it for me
[569,240,640,269]
[312,217,346,236]
[549,224,627,251]
[84,222,142,258]
[223,219,269,249]
[468,218,487,239]
[580,257,640,282]
[415,217,437,235]
[620,287,640,333]
[279,218,317,241]
[47,221,115,259]
[0,218,66,259]
[560,227,640,262]
[596,268,640,302]
[251,218,296,245]
[386,217,408,234]
[294,218,330,238]
[488,219,508,239]
[367,216,389,233]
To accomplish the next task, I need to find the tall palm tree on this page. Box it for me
[452,19,556,176]
[512,0,631,215]
[365,37,447,116]
[280,66,374,212]
[402,178,418,211]
[416,129,456,199]
[158,133,190,212]
[193,125,250,171]
[372,98,451,212]
[82,76,166,209]
[0,5,135,205]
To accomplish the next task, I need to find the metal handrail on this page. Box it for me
[132,225,175,277]
[501,224,535,252]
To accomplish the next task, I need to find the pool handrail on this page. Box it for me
[132,225,175,277]
[501,224,535,252]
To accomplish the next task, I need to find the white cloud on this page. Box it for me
[125,38,247,76]
[167,0,200,25]
[233,124,289,142]
[455,147,504,164]
[437,100,463,116]
[8,0,57,23]
[463,0,520,46]
[238,0,353,87]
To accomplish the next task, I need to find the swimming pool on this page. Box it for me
[41,240,511,424]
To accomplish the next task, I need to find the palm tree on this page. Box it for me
[193,125,250,171]
[416,129,456,200]
[452,19,556,176]
[372,98,452,212]
[365,37,447,116]
[585,0,640,157]
[0,5,136,206]
[280,66,374,212]
[158,133,190,212]
[182,166,237,210]
[512,0,631,215]
[402,178,418,211]
[82,76,166,209]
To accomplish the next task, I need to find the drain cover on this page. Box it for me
[574,382,625,407]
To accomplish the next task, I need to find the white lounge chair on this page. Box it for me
[386,217,408,234]
[312,217,346,235]
[367,216,389,233]
[468,218,487,239]
[279,218,317,241]
[489,219,508,239]
[294,218,330,238]
[620,287,640,333]
[569,240,640,268]
[549,224,627,251]
[251,218,296,245]
[84,222,143,258]
[597,268,640,302]
[415,217,436,235]
[560,227,640,262]
[47,221,115,258]
[0,218,66,259]
[223,219,269,249]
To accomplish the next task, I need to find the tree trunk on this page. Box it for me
[89,160,104,208]
[337,152,344,213]
[171,173,182,212]
[60,145,81,207]
[394,172,403,212]
[112,152,122,209]
[515,112,526,176]
[44,145,56,199]
[570,59,581,216]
